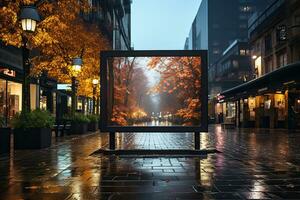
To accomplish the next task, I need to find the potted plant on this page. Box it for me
[0,115,10,154]
[66,113,90,134]
[87,114,99,132]
[12,109,54,149]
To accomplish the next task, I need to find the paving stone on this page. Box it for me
[1,126,300,199]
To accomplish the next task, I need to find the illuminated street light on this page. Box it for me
[72,57,83,76]
[20,6,40,32]
[92,78,99,114]
[71,57,83,115]
[19,5,40,112]
[92,79,99,85]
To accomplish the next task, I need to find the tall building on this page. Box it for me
[84,0,132,50]
[219,0,300,129]
[186,0,274,73]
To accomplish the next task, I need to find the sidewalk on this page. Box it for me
[1,126,300,199]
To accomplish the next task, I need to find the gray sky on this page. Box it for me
[131,0,202,50]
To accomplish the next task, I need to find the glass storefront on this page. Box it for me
[7,81,22,120]
[0,79,7,121]
[0,79,23,125]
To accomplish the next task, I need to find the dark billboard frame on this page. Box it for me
[100,50,208,133]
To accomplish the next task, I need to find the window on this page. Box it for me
[240,49,246,55]
[265,58,273,73]
[213,48,220,54]
[7,81,22,121]
[265,34,272,53]
[240,5,252,12]
[0,79,6,123]
[278,53,287,67]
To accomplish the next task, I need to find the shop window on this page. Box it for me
[226,102,236,120]
[53,92,56,115]
[0,79,7,122]
[7,81,22,120]
[274,94,286,120]
[248,97,256,120]
[254,56,262,77]
[40,89,47,110]
[30,84,37,110]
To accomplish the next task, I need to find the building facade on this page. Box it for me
[84,0,132,50]
[219,0,300,129]
[186,0,272,66]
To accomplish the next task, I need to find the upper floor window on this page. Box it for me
[277,53,287,67]
[240,5,252,12]
[265,34,272,53]
[240,49,246,55]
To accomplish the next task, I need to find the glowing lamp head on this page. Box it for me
[20,6,40,32]
[72,57,83,76]
[92,79,99,85]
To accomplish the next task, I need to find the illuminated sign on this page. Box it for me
[57,84,71,90]
[0,68,16,77]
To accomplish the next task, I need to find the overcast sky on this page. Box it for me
[131,0,202,50]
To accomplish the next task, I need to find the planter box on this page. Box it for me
[14,128,52,149]
[0,128,11,154]
[88,122,98,132]
[70,123,88,134]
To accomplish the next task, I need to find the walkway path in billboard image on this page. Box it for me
[1,125,300,199]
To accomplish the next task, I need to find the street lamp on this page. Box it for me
[20,6,40,32]
[20,5,40,112]
[92,79,99,114]
[71,57,82,115]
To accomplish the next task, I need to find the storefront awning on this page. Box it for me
[219,62,300,101]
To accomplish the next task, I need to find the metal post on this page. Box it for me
[22,35,31,112]
[194,132,200,150]
[93,85,96,114]
[109,132,115,150]
[71,76,76,115]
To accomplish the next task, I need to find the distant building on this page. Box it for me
[210,40,252,94]
[219,0,300,129]
[186,0,273,80]
[84,0,132,50]
[184,37,189,50]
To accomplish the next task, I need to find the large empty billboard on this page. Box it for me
[100,51,207,132]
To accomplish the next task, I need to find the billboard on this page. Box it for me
[100,50,207,132]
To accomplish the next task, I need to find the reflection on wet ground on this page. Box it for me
[1,126,300,199]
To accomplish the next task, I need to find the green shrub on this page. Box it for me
[64,113,90,123]
[0,115,5,128]
[87,114,99,122]
[12,109,55,129]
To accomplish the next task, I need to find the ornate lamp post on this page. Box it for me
[20,5,40,112]
[92,79,99,114]
[71,57,82,115]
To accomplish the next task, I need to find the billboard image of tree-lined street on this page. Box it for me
[107,56,202,127]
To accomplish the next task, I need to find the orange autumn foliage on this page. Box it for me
[0,0,110,98]
[148,57,202,125]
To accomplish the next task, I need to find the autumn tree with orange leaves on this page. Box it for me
[110,57,150,125]
[148,57,202,125]
[0,0,110,99]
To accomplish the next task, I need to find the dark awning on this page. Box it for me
[219,62,300,101]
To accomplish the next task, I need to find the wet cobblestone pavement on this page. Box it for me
[1,125,300,199]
